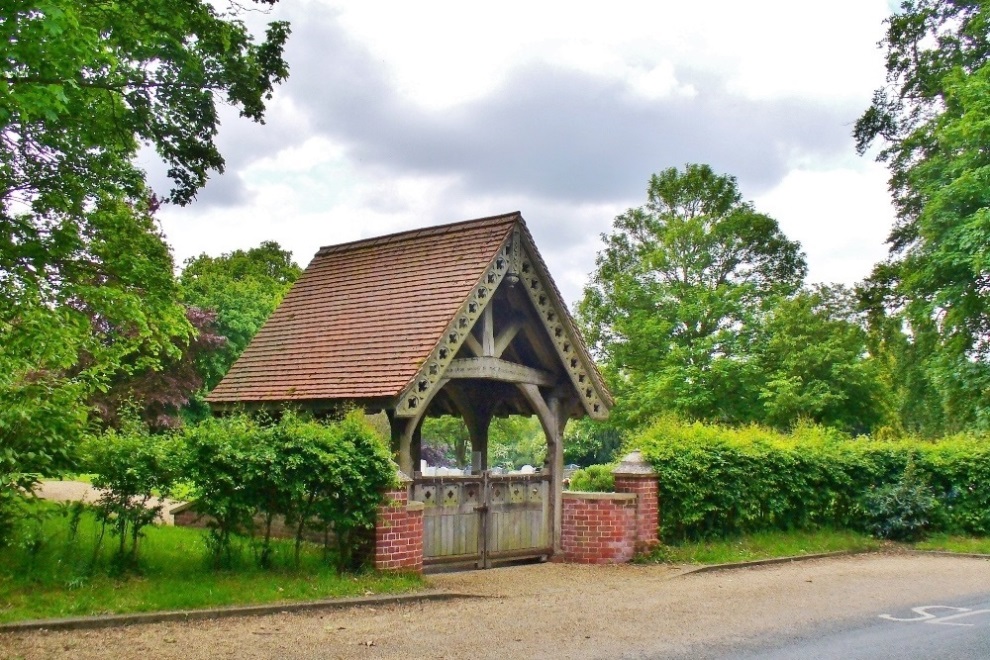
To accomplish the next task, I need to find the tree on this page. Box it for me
[579,164,807,428]
[756,285,891,434]
[89,307,227,429]
[855,0,990,432]
[178,241,302,396]
[0,0,290,517]
[563,418,625,467]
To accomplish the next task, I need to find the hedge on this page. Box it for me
[635,417,990,542]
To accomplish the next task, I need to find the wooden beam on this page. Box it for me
[515,383,572,555]
[481,303,495,356]
[463,333,483,357]
[516,383,554,438]
[445,385,493,472]
[493,320,522,358]
[445,357,557,387]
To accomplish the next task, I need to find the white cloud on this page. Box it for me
[160,0,899,306]
[754,162,893,286]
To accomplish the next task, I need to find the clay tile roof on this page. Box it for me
[207,212,521,405]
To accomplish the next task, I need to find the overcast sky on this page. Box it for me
[154,0,900,306]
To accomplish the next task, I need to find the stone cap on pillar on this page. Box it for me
[396,469,413,484]
[612,450,655,476]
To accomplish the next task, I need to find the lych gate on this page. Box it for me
[207,212,613,566]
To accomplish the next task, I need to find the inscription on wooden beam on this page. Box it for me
[446,357,557,387]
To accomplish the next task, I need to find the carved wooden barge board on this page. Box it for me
[394,228,610,420]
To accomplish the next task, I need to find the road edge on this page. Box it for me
[0,591,481,634]
[676,549,874,575]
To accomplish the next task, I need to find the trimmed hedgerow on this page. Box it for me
[635,417,990,542]
[180,410,396,572]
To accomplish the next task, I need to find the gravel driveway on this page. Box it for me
[4,553,990,658]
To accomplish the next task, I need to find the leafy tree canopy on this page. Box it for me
[856,0,990,432]
[579,164,807,427]
[756,285,891,434]
[179,240,302,396]
[0,0,290,509]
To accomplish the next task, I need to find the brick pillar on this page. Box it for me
[556,492,637,563]
[613,450,659,552]
[374,471,424,573]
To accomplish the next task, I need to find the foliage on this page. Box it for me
[0,0,290,527]
[567,464,616,493]
[563,418,625,466]
[755,285,891,434]
[861,460,939,542]
[635,416,990,542]
[278,412,397,572]
[178,241,302,401]
[0,199,188,529]
[0,503,421,624]
[81,423,180,566]
[421,415,545,470]
[489,416,545,470]
[420,416,471,467]
[579,164,807,428]
[90,307,227,429]
[1,0,290,212]
[180,412,396,572]
[856,0,990,433]
[641,528,879,565]
[180,414,261,566]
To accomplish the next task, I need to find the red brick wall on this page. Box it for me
[557,492,637,564]
[374,487,424,573]
[614,475,660,551]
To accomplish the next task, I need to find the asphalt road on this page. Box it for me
[4,553,990,659]
[700,592,990,660]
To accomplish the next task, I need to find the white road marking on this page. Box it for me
[880,606,969,622]
[880,606,990,627]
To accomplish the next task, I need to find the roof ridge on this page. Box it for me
[315,211,522,257]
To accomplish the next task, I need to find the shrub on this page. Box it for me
[180,414,261,567]
[568,464,616,492]
[82,423,179,568]
[635,416,990,542]
[180,411,396,571]
[862,461,939,541]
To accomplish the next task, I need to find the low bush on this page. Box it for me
[861,460,939,542]
[635,417,990,542]
[568,464,616,492]
[181,410,396,571]
[81,423,180,568]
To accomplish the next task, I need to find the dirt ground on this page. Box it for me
[3,553,990,659]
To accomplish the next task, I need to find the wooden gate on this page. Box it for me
[412,472,552,567]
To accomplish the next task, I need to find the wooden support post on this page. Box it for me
[446,385,493,472]
[516,383,572,555]
[398,418,414,476]
[411,423,422,475]
[548,395,566,554]
[482,303,495,357]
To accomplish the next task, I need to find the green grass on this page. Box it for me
[641,529,882,565]
[915,534,990,555]
[0,504,422,624]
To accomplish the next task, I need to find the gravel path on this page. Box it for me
[35,481,182,525]
[3,553,990,659]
